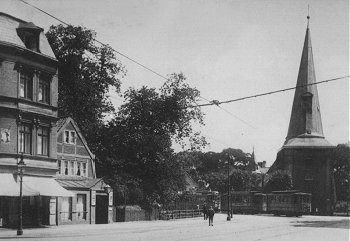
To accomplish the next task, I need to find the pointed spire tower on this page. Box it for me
[284,15,332,148]
[269,14,335,215]
[249,146,258,171]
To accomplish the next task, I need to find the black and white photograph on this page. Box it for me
[0,0,349,240]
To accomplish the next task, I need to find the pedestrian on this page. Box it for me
[208,206,215,226]
[202,203,208,220]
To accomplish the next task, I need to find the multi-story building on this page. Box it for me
[0,12,112,227]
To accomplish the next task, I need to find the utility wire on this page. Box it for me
[18,0,347,130]
[187,75,350,108]
[19,0,214,105]
[19,0,169,81]
[216,105,256,129]
[19,0,254,126]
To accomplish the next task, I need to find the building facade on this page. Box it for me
[0,12,112,227]
[268,17,335,215]
[55,117,113,225]
[0,12,75,227]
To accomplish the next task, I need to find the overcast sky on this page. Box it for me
[3,0,349,166]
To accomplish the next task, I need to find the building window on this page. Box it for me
[19,124,32,154]
[20,71,33,100]
[64,161,68,175]
[81,162,87,177]
[61,197,72,222]
[57,160,61,175]
[64,131,76,144]
[24,34,39,51]
[59,160,88,177]
[76,162,81,176]
[37,126,49,156]
[76,194,86,220]
[38,76,50,104]
[69,161,74,176]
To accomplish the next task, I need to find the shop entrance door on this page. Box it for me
[95,195,108,224]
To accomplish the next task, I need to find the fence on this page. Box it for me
[159,209,203,220]
[115,206,160,222]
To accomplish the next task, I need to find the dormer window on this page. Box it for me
[16,22,42,52]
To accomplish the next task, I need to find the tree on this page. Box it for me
[46,24,125,150]
[264,170,293,192]
[334,143,350,201]
[96,73,206,206]
[229,169,254,191]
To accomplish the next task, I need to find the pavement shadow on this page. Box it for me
[0,225,50,230]
[292,219,349,229]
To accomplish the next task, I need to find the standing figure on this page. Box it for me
[202,203,208,220]
[208,206,215,226]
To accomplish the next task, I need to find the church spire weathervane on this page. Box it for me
[307,5,310,28]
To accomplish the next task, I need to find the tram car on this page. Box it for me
[170,191,221,212]
[267,191,311,217]
[221,190,311,217]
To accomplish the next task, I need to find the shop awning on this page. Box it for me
[23,176,74,197]
[0,173,38,196]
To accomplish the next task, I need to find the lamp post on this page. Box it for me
[17,153,25,236]
[227,154,235,221]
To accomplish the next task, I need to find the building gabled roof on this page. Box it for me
[184,172,199,189]
[56,117,96,177]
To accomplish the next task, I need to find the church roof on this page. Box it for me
[284,17,333,148]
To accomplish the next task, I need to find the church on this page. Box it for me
[268,16,336,215]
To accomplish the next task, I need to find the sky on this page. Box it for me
[2,0,349,166]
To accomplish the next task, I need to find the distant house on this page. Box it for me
[257,161,269,174]
[55,117,113,224]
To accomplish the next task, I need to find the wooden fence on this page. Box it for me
[159,209,203,220]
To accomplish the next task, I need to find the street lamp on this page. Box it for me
[227,154,235,221]
[17,153,26,236]
[104,184,112,194]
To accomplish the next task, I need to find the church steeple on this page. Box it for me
[285,16,325,144]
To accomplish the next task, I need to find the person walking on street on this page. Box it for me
[208,206,215,226]
[202,203,208,220]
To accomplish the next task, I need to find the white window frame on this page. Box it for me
[64,130,76,144]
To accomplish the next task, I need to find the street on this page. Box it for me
[0,214,348,241]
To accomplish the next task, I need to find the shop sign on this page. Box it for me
[91,190,96,206]
[108,191,113,206]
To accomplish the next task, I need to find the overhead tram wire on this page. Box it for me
[18,0,211,102]
[21,0,342,130]
[19,0,258,128]
[187,75,350,108]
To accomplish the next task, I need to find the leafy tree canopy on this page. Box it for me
[264,170,293,192]
[46,24,125,150]
[334,143,350,201]
[96,73,207,207]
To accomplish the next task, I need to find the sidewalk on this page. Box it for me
[0,222,131,239]
[0,217,203,239]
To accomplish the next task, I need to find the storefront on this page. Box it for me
[0,173,73,227]
[56,178,113,225]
